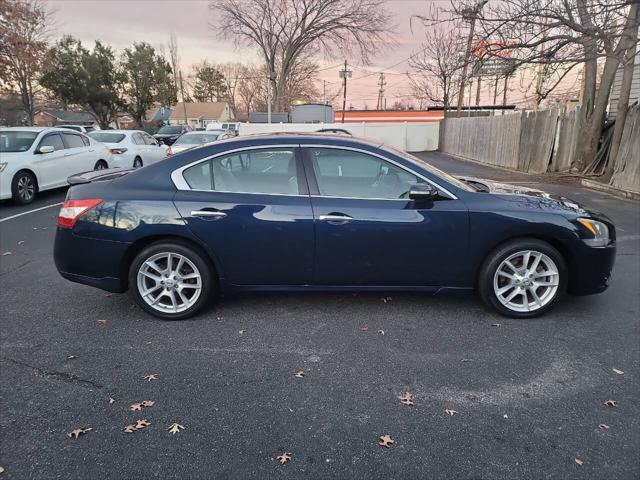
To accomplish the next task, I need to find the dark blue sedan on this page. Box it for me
[54,134,616,320]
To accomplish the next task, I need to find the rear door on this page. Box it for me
[173,145,315,285]
[61,132,95,173]
[303,146,469,287]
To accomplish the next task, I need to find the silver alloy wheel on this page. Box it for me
[17,175,35,202]
[136,252,202,314]
[493,250,560,313]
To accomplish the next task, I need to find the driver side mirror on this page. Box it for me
[37,145,55,154]
[409,183,438,201]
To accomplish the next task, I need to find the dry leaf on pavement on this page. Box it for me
[378,434,394,448]
[97,320,107,325]
[143,374,158,382]
[603,399,618,407]
[444,409,458,416]
[167,423,185,434]
[123,424,137,433]
[612,368,624,375]
[294,370,305,378]
[398,392,414,406]
[239,329,246,335]
[130,403,143,411]
[276,452,292,464]
[141,400,155,407]
[575,458,584,466]
[108,397,115,405]
[2,252,11,256]
[67,427,92,439]
[598,423,610,429]
[67,355,77,359]
[18,240,25,245]
[135,419,151,429]
[377,329,385,336]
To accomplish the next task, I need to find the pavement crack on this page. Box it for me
[1,356,103,389]
[0,260,34,276]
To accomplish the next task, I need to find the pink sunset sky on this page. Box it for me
[48,0,580,109]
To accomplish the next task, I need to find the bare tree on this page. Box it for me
[0,0,52,124]
[419,0,639,171]
[168,32,180,92]
[408,26,465,109]
[210,0,394,111]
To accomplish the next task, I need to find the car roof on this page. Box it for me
[186,130,225,134]
[0,126,88,134]
[90,130,136,134]
[219,132,382,147]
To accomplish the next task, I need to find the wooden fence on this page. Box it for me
[610,105,640,194]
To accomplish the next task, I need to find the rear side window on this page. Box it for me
[182,149,298,195]
[63,133,86,148]
[39,133,65,151]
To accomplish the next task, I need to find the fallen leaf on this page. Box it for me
[108,397,115,405]
[135,419,150,429]
[612,368,624,375]
[130,403,143,412]
[168,423,185,435]
[239,329,246,335]
[575,458,584,466]
[67,427,92,439]
[143,374,158,382]
[18,240,25,245]
[444,409,458,416]
[67,355,77,360]
[2,252,11,256]
[398,392,414,406]
[0,466,4,474]
[378,434,394,448]
[97,320,107,326]
[503,414,509,419]
[141,400,155,407]
[123,424,137,433]
[217,316,224,321]
[382,296,393,303]
[598,423,610,429]
[294,370,305,378]
[603,399,618,407]
[491,323,501,327]
[276,452,292,464]
[377,329,385,336]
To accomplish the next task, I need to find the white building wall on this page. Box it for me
[237,122,440,152]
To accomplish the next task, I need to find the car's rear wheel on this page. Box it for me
[133,157,143,168]
[129,242,214,320]
[478,238,567,318]
[11,170,37,205]
[94,160,108,170]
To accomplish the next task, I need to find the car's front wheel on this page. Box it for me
[478,238,567,318]
[129,242,214,320]
[11,170,37,205]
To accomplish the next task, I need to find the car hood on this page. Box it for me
[0,151,29,162]
[458,176,597,217]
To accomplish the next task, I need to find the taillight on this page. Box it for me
[165,146,173,157]
[57,199,102,228]
[109,148,128,154]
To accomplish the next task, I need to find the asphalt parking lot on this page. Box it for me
[1,152,638,479]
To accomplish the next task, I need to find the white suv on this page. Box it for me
[0,127,111,204]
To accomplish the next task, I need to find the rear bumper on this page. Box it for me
[567,242,616,295]
[54,227,130,293]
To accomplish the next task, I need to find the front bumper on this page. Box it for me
[54,227,130,293]
[567,241,616,295]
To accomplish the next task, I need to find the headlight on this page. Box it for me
[0,162,7,172]
[578,218,610,247]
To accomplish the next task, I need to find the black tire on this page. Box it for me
[11,170,37,205]
[478,238,567,318]
[128,241,215,320]
[94,160,108,170]
[133,157,143,168]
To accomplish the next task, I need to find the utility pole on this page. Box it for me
[502,73,509,106]
[179,70,188,125]
[457,0,489,112]
[475,76,482,106]
[376,72,386,110]
[339,60,352,123]
[323,80,326,105]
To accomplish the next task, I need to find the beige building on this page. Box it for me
[169,102,232,128]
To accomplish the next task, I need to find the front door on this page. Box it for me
[173,146,315,286]
[304,147,469,287]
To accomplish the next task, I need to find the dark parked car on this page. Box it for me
[54,134,615,320]
[153,124,192,145]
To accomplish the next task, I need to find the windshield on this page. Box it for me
[157,125,183,135]
[0,131,39,152]
[89,132,125,143]
[381,145,475,192]
[175,133,221,145]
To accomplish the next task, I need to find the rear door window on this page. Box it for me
[62,133,86,149]
[39,133,65,151]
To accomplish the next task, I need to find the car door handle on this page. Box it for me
[319,214,353,223]
[191,210,227,220]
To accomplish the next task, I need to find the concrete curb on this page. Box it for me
[581,178,640,201]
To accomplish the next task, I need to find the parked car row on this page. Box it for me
[1,125,234,204]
